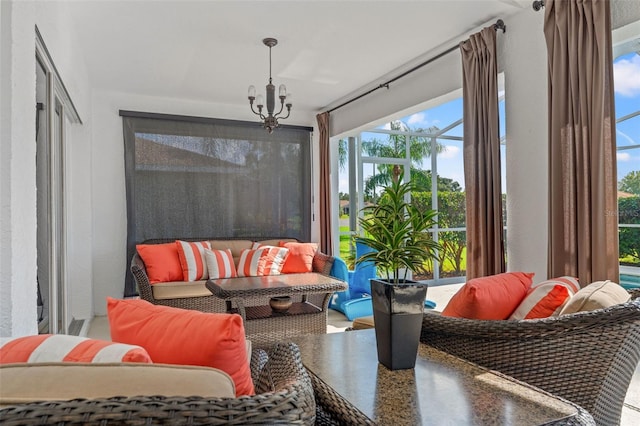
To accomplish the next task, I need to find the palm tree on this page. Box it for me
[359,120,445,200]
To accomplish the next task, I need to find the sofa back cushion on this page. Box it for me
[107,297,254,396]
[209,240,253,265]
[441,272,534,320]
[0,362,235,406]
[0,334,152,364]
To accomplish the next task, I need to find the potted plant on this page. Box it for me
[355,176,440,370]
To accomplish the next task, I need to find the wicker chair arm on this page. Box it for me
[421,292,640,426]
[0,343,316,425]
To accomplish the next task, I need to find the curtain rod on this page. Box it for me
[532,1,545,11]
[326,19,506,114]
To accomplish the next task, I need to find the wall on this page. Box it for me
[0,0,94,336]
[89,90,320,315]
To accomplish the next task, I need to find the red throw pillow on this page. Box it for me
[441,272,534,320]
[107,298,254,396]
[279,242,318,273]
[136,243,183,284]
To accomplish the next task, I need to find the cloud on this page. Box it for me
[617,152,631,161]
[438,145,460,159]
[614,55,640,97]
[407,113,425,125]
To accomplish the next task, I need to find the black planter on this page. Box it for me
[371,278,428,370]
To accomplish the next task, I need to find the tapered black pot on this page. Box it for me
[371,278,428,370]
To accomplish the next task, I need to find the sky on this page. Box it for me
[339,51,640,194]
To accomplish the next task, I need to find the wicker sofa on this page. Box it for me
[131,237,348,347]
[0,342,316,425]
[420,288,640,426]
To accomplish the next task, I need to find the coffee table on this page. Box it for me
[293,330,587,425]
[206,273,347,347]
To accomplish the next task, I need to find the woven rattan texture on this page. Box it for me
[132,238,344,348]
[0,343,315,425]
[421,289,640,426]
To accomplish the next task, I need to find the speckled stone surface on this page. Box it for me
[293,329,577,425]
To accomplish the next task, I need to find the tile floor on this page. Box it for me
[88,282,640,424]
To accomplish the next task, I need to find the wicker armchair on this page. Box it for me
[420,288,640,426]
[0,342,316,425]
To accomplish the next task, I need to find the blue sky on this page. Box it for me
[340,52,639,194]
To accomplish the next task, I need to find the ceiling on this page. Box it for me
[66,0,531,123]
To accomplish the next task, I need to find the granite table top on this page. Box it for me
[293,329,578,425]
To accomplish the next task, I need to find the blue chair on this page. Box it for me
[329,242,437,319]
[329,242,376,320]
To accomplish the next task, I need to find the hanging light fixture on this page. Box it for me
[247,38,292,133]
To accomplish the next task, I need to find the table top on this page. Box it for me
[293,329,578,426]
[206,272,347,298]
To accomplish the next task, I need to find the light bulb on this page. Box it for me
[256,94,264,107]
[286,93,293,106]
[279,84,287,97]
[248,85,256,98]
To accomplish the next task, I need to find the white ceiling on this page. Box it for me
[66,0,531,120]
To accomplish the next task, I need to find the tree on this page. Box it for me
[618,196,640,265]
[619,171,640,196]
[359,120,446,199]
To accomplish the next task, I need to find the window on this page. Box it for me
[35,27,81,334]
[336,92,506,284]
[121,112,312,296]
[613,44,640,280]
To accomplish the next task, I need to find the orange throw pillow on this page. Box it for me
[136,243,183,284]
[107,298,254,396]
[279,242,318,273]
[441,272,534,320]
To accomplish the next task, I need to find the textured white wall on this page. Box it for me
[0,0,94,336]
[501,9,548,282]
[0,1,38,337]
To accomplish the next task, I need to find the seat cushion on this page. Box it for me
[0,362,235,406]
[107,297,254,396]
[150,280,211,300]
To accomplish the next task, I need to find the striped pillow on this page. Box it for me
[0,334,152,364]
[204,248,238,279]
[236,247,289,277]
[176,240,212,281]
[509,276,580,320]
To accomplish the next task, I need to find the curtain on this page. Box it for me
[460,27,505,279]
[317,112,333,255]
[544,0,619,285]
[121,112,312,296]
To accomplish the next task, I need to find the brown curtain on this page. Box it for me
[545,0,619,285]
[460,27,505,279]
[317,112,333,255]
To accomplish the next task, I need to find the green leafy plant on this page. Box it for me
[355,177,440,284]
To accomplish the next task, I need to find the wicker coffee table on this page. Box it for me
[293,329,591,425]
[206,273,347,347]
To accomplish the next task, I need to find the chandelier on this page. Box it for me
[247,38,292,133]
